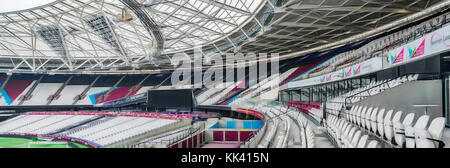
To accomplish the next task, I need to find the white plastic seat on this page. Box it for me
[356,106,366,127]
[411,74,419,81]
[349,130,361,148]
[384,110,398,142]
[353,106,361,124]
[344,127,357,147]
[350,105,359,123]
[346,106,353,121]
[394,112,414,147]
[376,109,385,137]
[364,107,373,130]
[361,107,370,128]
[405,115,429,148]
[357,135,369,148]
[369,107,378,133]
[416,117,446,148]
[342,124,352,141]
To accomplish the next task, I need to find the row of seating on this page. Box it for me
[326,115,381,148]
[343,105,446,148]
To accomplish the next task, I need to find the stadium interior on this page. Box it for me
[0,0,449,149]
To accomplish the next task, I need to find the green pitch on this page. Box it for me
[0,137,90,148]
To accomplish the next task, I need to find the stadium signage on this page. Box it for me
[287,57,382,88]
[319,70,344,83]
[343,57,382,78]
[389,24,450,66]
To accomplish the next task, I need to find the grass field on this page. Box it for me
[0,137,90,148]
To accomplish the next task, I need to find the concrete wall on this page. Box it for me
[354,80,443,120]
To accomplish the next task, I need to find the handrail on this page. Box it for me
[164,122,205,148]
[343,78,394,107]
[343,73,439,107]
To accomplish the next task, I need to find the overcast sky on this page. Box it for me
[0,0,56,13]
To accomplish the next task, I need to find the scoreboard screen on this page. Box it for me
[147,89,194,108]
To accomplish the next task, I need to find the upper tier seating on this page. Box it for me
[50,85,88,105]
[76,87,111,105]
[0,79,35,106]
[96,86,135,104]
[22,83,63,105]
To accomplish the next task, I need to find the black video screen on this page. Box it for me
[147,89,194,108]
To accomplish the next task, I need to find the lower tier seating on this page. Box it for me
[0,113,180,147]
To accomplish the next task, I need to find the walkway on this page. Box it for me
[303,114,335,148]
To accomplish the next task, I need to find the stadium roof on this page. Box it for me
[0,0,448,74]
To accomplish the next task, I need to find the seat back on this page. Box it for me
[357,135,369,148]
[348,105,356,121]
[406,115,429,148]
[347,127,357,141]
[414,115,430,129]
[402,113,415,127]
[357,106,367,126]
[350,130,362,147]
[415,117,446,148]
[392,111,403,123]
[428,117,446,140]
[342,124,351,138]
[392,111,404,145]
[337,119,344,130]
[365,107,374,130]
[370,107,378,133]
[353,106,361,124]
[383,110,394,140]
[350,105,359,123]
[377,108,385,136]
[362,107,372,128]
